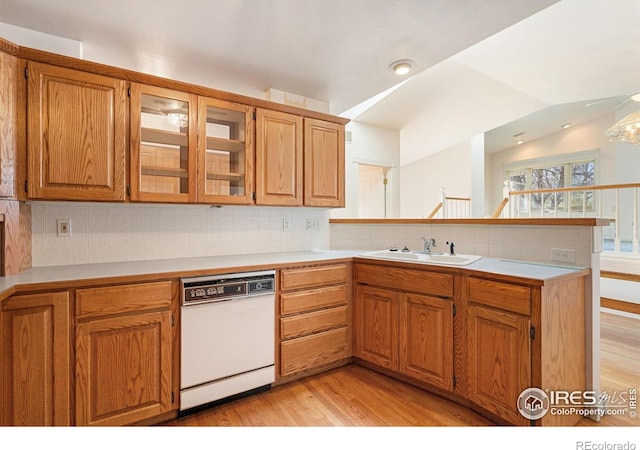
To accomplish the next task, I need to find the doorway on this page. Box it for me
[356,163,391,218]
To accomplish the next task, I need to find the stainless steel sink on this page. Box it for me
[359,250,482,266]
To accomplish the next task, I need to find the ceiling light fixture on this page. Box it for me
[561,123,572,129]
[631,93,640,102]
[516,139,525,145]
[605,111,640,145]
[389,59,415,76]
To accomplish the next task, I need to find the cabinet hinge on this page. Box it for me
[24,180,28,193]
[24,66,29,78]
[453,375,457,388]
[452,303,457,317]
[530,326,536,340]
[252,111,257,120]
[171,391,175,404]
[127,87,131,97]
[252,192,256,201]
[126,185,131,197]
[171,314,175,327]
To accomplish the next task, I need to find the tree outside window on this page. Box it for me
[507,159,595,213]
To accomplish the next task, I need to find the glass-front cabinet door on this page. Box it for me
[130,84,197,203]
[197,98,254,204]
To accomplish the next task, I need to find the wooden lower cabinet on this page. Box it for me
[466,304,531,426]
[75,281,175,426]
[1,292,71,426]
[278,263,352,380]
[400,293,453,391]
[354,284,398,370]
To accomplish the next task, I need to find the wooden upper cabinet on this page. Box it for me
[1,291,71,426]
[26,62,127,201]
[130,83,197,203]
[255,108,303,206]
[0,50,17,198]
[197,97,254,204]
[304,118,344,207]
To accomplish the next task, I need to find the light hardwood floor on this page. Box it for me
[165,312,639,427]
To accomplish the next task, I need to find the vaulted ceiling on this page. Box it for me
[1,0,638,164]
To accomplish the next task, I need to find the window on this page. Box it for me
[507,158,596,212]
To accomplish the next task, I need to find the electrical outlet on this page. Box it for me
[282,218,291,232]
[551,248,576,263]
[57,219,72,237]
[306,218,312,230]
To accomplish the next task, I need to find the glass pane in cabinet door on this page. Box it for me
[204,105,246,197]
[140,94,191,195]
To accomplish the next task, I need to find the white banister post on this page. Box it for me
[598,190,602,218]
[440,187,447,218]
[503,180,512,218]
[615,189,621,252]
[582,191,587,218]
[633,188,639,254]
[553,192,558,217]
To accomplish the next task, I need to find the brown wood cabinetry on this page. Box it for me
[400,292,453,390]
[354,259,588,426]
[130,84,197,203]
[304,118,345,207]
[278,263,351,379]
[26,62,127,201]
[354,284,398,370]
[75,281,175,426]
[1,291,71,426]
[255,108,303,206]
[467,302,530,425]
[197,97,254,204]
[466,274,586,426]
[354,262,455,390]
[0,49,16,198]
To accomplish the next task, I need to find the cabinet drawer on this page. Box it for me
[356,263,453,298]
[280,264,348,291]
[281,305,348,340]
[468,277,531,316]
[76,281,173,319]
[280,285,347,315]
[280,327,349,377]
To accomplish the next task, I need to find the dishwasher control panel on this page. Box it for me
[181,270,275,306]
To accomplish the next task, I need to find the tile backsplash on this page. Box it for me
[31,202,330,267]
[330,223,597,267]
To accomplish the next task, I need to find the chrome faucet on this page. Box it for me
[421,236,436,253]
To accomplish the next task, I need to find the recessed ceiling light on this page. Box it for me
[389,59,415,76]
[631,93,640,102]
[516,139,524,145]
[561,123,572,129]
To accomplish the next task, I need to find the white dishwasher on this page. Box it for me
[180,270,275,412]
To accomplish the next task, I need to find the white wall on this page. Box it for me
[331,121,400,219]
[400,140,472,218]
[31,202,330,267]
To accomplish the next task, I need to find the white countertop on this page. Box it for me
[354,253,589,282]
[0,250,361,294]
[0,249,589,296]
